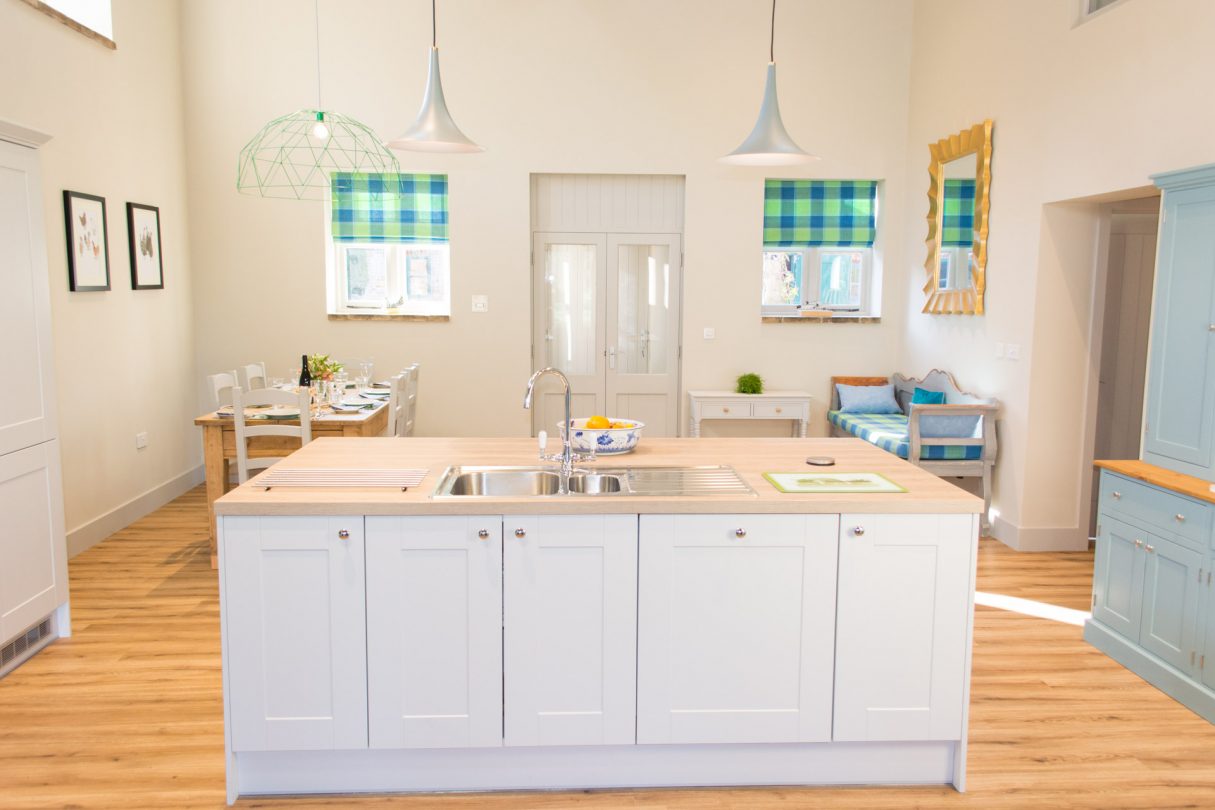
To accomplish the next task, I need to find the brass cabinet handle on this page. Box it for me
[514,528,526,538]
[775,407,783,414]
[1146,544,1155,553]
[478,529,490,539]
[722,407,730,414]
[1134,538,1143,548]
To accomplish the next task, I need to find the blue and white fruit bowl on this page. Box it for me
[560,418,646,455]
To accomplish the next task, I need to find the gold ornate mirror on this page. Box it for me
[923,119,993,315]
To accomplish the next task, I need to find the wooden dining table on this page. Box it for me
[194,399,389,566]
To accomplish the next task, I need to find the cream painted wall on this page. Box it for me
[0,0,199,550]
[901,0,1215,549]
[180,0,916,438]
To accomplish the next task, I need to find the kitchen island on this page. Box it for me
[215,437,982,804]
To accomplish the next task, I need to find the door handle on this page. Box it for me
[607,347,616,369]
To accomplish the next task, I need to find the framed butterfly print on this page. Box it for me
[126,202,164,290]
[63,190,111,291]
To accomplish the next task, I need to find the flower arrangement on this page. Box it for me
[307,354,343,381]
[736,372,764,395]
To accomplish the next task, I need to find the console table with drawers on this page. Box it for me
[686,390,811,438]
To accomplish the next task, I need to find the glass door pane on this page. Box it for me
[616,243,671,374]
[544,244,598,375]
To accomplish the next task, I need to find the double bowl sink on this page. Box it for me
[432,465,755,498]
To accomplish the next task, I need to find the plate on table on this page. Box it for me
[337,398,374,410]
[360,388,390,398]
[260,406,300,420]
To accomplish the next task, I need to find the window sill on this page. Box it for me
[328,312,451,322]
[761,313,881,324]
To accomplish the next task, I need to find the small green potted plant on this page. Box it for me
[736,373,764,395]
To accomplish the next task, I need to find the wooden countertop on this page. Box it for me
[214,437,982,517]
[1096,459,1215,505]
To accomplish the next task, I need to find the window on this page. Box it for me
[326,173,451,317]
[761,180,879,317]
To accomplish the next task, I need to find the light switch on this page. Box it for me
[703,327,716,340]
[471,295,489,313]
[1006,343,1021,361]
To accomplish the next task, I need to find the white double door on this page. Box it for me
[532,232,681,437]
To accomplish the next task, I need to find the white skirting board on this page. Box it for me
[66,465,204,556]
[227,741,959,804]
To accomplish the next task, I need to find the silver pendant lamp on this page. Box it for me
[721,0,817,166]
[388,0,484,153]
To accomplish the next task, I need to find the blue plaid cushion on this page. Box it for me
[828,411,983,461]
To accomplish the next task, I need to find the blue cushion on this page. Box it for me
[912,387,945,405]
[828,411,983,460]
[836,383,901,414]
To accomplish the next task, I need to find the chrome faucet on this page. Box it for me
[523,367,593,488]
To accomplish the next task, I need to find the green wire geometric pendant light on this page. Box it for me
[237,0,398,200]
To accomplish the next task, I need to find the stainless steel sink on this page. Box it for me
[432,465,753,498]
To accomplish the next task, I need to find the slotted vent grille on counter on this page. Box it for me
[1,617,55,677]
[254,468,428,490]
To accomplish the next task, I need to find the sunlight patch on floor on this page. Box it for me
[975,591,1090,626]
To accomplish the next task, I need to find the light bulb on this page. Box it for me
[312,120,330,140]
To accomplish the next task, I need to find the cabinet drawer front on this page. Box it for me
[701,402,751,418]
[753,402,799,418]
[1100,473,1212,549]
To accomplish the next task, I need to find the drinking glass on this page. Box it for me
[360,360,374,384]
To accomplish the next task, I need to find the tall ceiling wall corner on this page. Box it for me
[0,119,53,149]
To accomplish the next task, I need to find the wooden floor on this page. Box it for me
[2,487,1214,809]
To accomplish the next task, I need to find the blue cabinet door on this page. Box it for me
[1092,517,1146,640]
[1142,185,1215,476]
[1200,565,1215,690]
[1140,535,1203,673]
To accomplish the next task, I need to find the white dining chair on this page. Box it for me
[208,370,240,407]
[384,371,409,437]
[402,362,420,437]
[232,385,312,483]
[241,361,268,391]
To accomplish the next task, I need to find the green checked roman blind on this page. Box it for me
[942,178,976,247]
[763,180,878,248]
[330,173,448,243]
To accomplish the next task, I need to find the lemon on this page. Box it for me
[585,415,610,429]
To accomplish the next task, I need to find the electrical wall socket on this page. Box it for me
[703,327,716,340]
[1006,343,1021,361]
[135,431,149,450]
[471,295,489,313]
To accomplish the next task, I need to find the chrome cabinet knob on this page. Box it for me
[1134,538,1143,548]
[477,529,490,539]
[514,528,526,538]
[1175,514,1186,523]
[735,528,747,538]
[1111,491,1122,500]
[1146,544,1155,553]
[852,526,865,536]
[338,529,350,539]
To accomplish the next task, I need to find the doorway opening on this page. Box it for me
[529,174,685,437]
[1088,195,1160,535]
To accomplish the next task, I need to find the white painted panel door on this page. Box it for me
[0,441,67,641]
[532,233,608,435]
[606,234,682,437]
[503,514,637,746]
[0,140,57,456]
[366,516,503,749]
[637,514,839,744]
[834,514,977,742]
[222,516,367,752]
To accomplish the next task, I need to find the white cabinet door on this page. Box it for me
[833,514,976,742]
[503,514,637,746]
[0,441,67,641]
[637,514,839,744]
[0,141,57,456]
[222,516,367,752]
[366,516,503,749]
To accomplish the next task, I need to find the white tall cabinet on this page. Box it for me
[0,133,69,671]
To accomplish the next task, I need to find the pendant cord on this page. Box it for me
[432,0,437,48]
[314,0,323,108]
[769,0,776,62]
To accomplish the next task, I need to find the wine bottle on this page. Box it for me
[298,354,312,388]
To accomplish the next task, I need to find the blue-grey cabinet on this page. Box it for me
[1202,585,1215,691]
[1092,517,1145,640]
[1139,534,1203,673]
[1143,164,1215,479]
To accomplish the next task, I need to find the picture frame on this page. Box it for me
[63,190,110,291]
[126,202,164,290]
